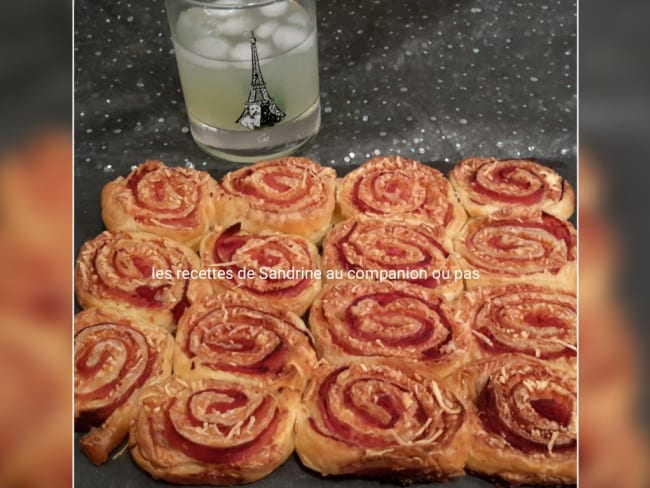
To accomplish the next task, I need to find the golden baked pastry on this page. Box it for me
[451,355,576,485]
[129,376,299,485]
[101,160,219,250]
[337,155,467,237]
[174,293,317,391]
[449,157,575,219]
[309,280,471,376]
[216,157,336,243]
[453,209,577,291]
[322,216,463,300]
[199,224,321,316]
[74,308,174,465]
[75,231,212,331]
[455,284,576,364]
[295,361,469,482]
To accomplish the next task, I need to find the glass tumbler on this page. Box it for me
[165,0,321,162]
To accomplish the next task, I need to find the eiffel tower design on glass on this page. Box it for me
[236,32,286,130]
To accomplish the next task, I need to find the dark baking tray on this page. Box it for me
[74,0,576,486]
[74,440,491,488]
[74,158,576,488]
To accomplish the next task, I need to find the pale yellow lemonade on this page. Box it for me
[173,1,319,133]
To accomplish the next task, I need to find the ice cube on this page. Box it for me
[219,15,252,36]
[272,25,307,52]
[255,41,272,59]
[255,20,278,39]
[177,8,212,38]
[232,42,252,61]
[204,6,237,18]
[193,37,231,60]
[286,12,309,28]
[292,29,315,53]
[176,9,194,32]
[260,1,289,18]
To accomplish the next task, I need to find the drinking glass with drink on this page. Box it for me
[165,0,321,162]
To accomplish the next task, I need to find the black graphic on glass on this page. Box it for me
[236,32,286,130]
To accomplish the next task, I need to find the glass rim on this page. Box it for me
[175,0,289,9]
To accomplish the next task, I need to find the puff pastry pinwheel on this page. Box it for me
[174,293,317,391]
[451,355,576,485]
[295,361,469,482]
[101,160,219,250]
[337,155,466,237]
[453,210,576,291]
[75,231,212,331]
[129,376,299,484]
[456,284,576,363]
[199,224,321,316]
[74,308,174,465]
[322,217,463,300]
[216,157,336,243]
[310,281,471,376]
[449,157,574,219]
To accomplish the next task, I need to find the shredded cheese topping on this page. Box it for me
[472,329,494,348]
[547,431,559,454]
[430,381,461,414]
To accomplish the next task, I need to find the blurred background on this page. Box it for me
[0,0,72,487]
[579,1,650,486]
[0,0,648,486]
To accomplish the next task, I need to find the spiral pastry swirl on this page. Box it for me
[200,224,321,316]
[453,355,576,484]
[175,293,317,390]
[130,376,299,485]
[74,308,174,464]
[337,156,467,237]
[101,160,219,250]
[453,210,577,290]
[75,231,211,331]
[295,362,469,481]
[458,285,576,362]
[322,217,463,299]
[216,157,336,243]
[310,281,470,375]
[449,157,575,219]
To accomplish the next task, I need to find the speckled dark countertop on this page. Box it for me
[74,0,576,486]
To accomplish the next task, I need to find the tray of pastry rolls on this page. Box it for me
[74,155,577,487]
